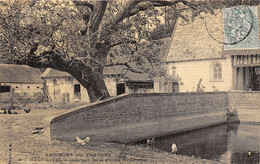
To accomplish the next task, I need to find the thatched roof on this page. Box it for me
[0,64,44,83]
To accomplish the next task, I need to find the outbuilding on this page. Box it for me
[0,64,44,103]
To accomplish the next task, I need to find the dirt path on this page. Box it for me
[0,108,219,164]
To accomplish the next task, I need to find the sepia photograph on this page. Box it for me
[0,0,259,163]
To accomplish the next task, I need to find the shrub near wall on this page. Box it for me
[50,92,228,142]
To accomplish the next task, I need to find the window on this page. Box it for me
[16,86,19,88]
[53,79,57,85]
[213,63,222,79]
[27,86,30,88]
[74,84,81,93]
[37,86,40,89]
[210,62,223,81]
[67,77,73,81]
[0,86,11,93]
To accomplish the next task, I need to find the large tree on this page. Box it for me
[0,0,258,102]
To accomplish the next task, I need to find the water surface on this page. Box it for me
[151,123,259,163]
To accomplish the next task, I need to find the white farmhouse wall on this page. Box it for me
[44,78,89,103]
[167,58,233,92]
[1,82,44,97]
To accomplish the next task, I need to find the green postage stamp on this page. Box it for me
[224,6,259,50]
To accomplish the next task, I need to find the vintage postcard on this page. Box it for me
[0,0,259,163]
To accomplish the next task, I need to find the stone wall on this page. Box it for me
[228,91,260,109]
[51,92,228,142]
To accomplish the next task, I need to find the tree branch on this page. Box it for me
[106,0,259,32]
[106,1,142,27]
[105,60,143,74]
[72,1,94,35]
[72,1,94,12]
[89,1,107,34]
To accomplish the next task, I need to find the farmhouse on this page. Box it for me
[41,68,91,103]
[165,6,260,92]
[0,64,44,102]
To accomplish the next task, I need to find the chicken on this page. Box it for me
[171,143,177,154]
[7,109,12,114]
[76,136,90,146]
[24,108,31,113]
[147,138,155,145]
[85,137,90,143]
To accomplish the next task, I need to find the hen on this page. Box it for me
[76,136,90,146]
[24,108,31,113]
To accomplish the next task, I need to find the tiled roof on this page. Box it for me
[0,64,44,83]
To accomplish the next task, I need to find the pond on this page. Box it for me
[149,123,259,163]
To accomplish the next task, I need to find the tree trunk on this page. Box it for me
[66,61,110,103]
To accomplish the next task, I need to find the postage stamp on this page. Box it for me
[224,6,259,50]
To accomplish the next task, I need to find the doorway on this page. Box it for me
[252,66,260,91]
[235,66,260,91]
[117,83,125,95]
[172,82,179,93]
[74,84,81,100]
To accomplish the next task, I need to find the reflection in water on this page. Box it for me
[149,123,259,163]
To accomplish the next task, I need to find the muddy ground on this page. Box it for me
[0,103,219,164]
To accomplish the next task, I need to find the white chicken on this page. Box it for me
[76,136,90,146]
[146,138,155,145]
[171,143,177,154]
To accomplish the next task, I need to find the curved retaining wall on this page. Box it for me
[50,92,228,142]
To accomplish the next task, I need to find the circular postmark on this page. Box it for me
[205,6,254,45]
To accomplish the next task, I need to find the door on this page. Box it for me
[74,84,81,101]
[252,66,260,91]
[172,82,179,93]
[116,83,125,95]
